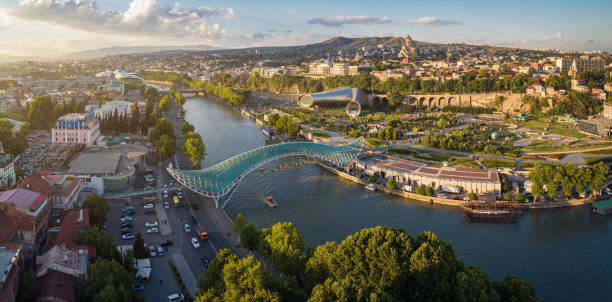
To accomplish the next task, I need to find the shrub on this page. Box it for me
[515,193,526,202]
[503,193,511,201]
[468,192,477,201]
[368,175,376,183]
[425,187,435,197]
[386,179,397,190]
[416,186,426,195]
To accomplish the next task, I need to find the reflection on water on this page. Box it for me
[185,96,612,302]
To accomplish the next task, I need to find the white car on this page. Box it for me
[163,190,169,198]
[184,224,191,233]
[149,246,156,257]
[147,227,159,234]
[191,237,200,248]
[164,201,169,209]
[144,203,154,209]
[145,221,158,227]
[120,216,133,223]
[121,233,134,240]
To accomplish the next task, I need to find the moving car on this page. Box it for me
[164,201,169,209]
[163,190,169,198]
[144,203,154,209]
[160,240,174,247]
[121,233,134,240]
[191,237,200,248]
[197,229,208,240]
[145,221,158,227]
[147,227,159,234]
[157,246,164,256]
[184,224,191,233]
[149,246,156,257]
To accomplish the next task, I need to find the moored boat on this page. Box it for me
[365,183,376,192]
[460,202,522,223]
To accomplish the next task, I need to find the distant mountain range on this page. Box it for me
[0,53,41,63]
[62,44,222,59]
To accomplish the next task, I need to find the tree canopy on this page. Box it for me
[82,195,108,226]
[27,94,56,129]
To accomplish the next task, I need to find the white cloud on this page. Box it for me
[405,16,463,26]
[10,0,233,39]
[286,8,296,14]
[584,39,595,44]
[0,9,11,28]
[307,16,391,28]
[521,32,564,44]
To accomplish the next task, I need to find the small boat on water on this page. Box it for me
[263,196,278,208]
[365,184,376,192]
[460,202,522,223]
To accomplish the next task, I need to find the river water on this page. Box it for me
[184,96,612,302]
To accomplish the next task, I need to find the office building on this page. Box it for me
[51,112,100,146]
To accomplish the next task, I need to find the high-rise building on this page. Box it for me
[330,63,349,76]
[571,58,604,72]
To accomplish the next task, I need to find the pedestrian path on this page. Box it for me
[171,253,198,298]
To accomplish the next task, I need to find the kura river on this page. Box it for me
[184,96,612,302]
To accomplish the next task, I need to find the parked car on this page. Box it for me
[177,191,183,199]
[120,222,133,228]
[167,293,184,302]
[120,216,133,223]
[147,227,159,234]
[149,246,156,257]
[191,237,200,248]
[131,282,144,292]
[164,201,169,209]
[160,239,174,247]
[184,224,191,233]
[145,221,158,227]
[163,190,169,198]
[120,228,133,234]
[144,203,154,209]
[121,233,134,240]
[157,246,164,256]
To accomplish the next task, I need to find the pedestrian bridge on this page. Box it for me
[167,138,364,209]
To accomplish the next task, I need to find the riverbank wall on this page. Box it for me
[317,162,595,210]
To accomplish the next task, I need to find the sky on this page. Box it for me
[0,0,610,57]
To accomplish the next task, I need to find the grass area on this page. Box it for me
[583,156,612,165]
[528,140,555,147]
[457,161,483,169]
[365,139,383,148]
[168,259,192,301]
[548,128,587,138]
[582,149,612,155]
[480,158,516,168]
[519,162,536,169]
[311,131,331,138]
[388,147,418,156]
[521,118,548,130]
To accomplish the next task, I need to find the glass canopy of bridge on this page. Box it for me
[167,138,363,209]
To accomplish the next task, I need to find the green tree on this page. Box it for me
[468,192,477,201]
[149,118,175,143]
[181,121,195,135]
[410,232,459,301]
[416,186,426,195]
[76,226,120,261]
[425,186,435,197]
[77,258,143,302]
[159,94,172,112]
[240,223,260,252]
[133,231,148,259]
[590,162,609,196]
[368,175,376,183]
[493,275,537,302]
[260,222,306,276]
[155,134,176,161]
[27,94,56,129]
[455,266,500,302]
[503,193,511,201]
[233,213,246,234]
[515,193,526,202]
[386,179,397,190]
[17,269,38,302]
[183,131,206,169]
[82,195,108,226]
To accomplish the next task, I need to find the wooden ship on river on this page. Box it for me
[460,202,522,223]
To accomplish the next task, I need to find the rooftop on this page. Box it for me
[37,270,76,302]
[0,245,21,284]
[68,151,121,175]
[376,158,500,182]
[0,189,47,211]
[36,245,88,278]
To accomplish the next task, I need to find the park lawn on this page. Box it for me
[582,149,612,155]
[548,127,587,138]
[481,158,516,168]
[528,140,555,147]
[365,139,383,148]
[311,132,331,138]
[521,118,549,130]
[457,161,483,170]
[583,156,612,165]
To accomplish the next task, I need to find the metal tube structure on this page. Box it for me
[297,87,370,117]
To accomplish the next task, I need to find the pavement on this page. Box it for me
[171,253,198,298]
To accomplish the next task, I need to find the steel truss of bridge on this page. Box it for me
[167,138,364,209]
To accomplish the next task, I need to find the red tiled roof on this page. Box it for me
[0,189,47,211]
[37,270,76,302]
[55,209,89,247]
[376,158,499,182]
[0,207,34,242]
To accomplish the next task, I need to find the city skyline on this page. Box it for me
[0,0,611,57]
